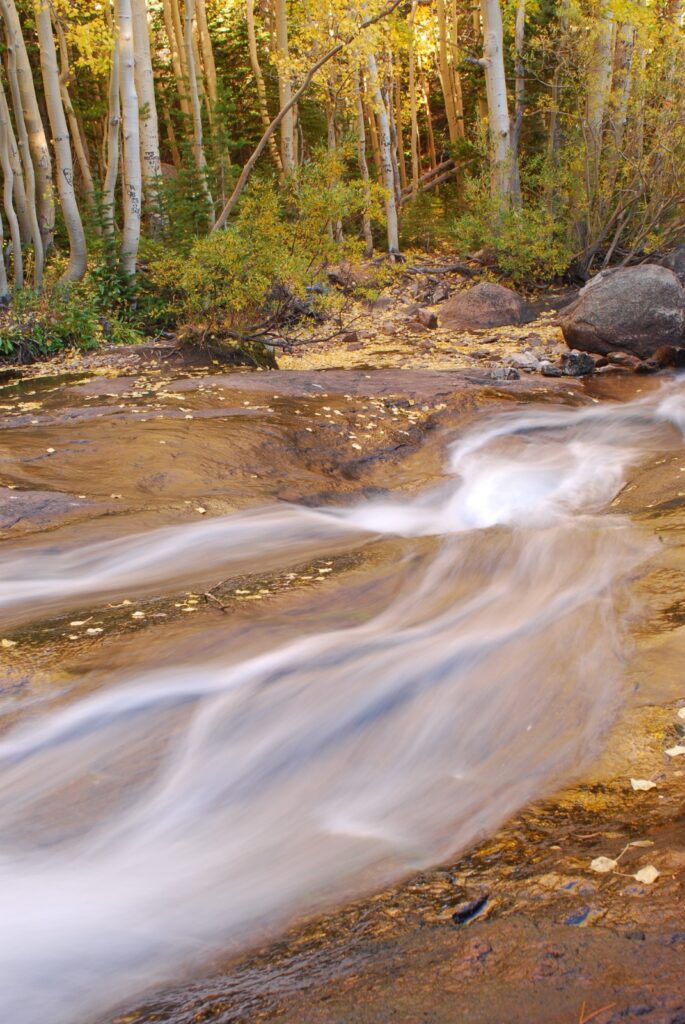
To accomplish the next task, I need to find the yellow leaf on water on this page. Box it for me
[634,865,659,885]
[590,856,617,873]
[630,778,657,791]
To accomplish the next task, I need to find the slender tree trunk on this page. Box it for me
[355,66,374,257]
[1,89,30,246]
[196,0,218,114]
[35,0,87,281]
[103,0,121,238]
[162,0,191,117]
[606,19,635,187]
[408,0,420,194]
[585,0,614,190]
[436,0,460,144]
[393,70,407,190]
[367,48,399,253]
[163,103,181,166]
[479,0,515,205]
[421,77,437,170]
[246,0,282,170]
[509,0,525,207]
[274,0,296,172]
[1,0,43,288]
[118,0,142,276]
[54,16,95,208]
[184,0,214,223]
[449,0,465,132]
[132,0,163,233]
[0,0,54,254]
[365,86,382,178]
[0,78,22,288]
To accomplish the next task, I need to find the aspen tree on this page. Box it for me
[408,0,420,194]
[478,0,515,205]
[0,0,54,254]
[35,0,87,281]
[54,16,96,206]
[246,0,282,170]
[585,0,615,189]
[0,79,23,287]
[367,47,399,252]
[118,0,143,276]
[0,0,43,287]
[132,0,163,232]
[184,0,214,223]
[103,0,121,238]
[355,65,374,256]
[274,0,296,172]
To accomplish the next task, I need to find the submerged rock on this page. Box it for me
[559,266,685,359]
[439,283,535,331]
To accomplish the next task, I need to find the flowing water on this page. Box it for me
[0,367,684,1024]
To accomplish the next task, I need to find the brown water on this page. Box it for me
[0,365,684,1024]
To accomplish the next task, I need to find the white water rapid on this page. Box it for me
[1,383,684,1024]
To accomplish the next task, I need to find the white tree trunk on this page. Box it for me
[585,0,614,188]
[35,0,87,281]
[184,0,214,223]
[0,79,22,288]
[246,0,282,170]
[117,0,142,277]
[367,48,399,254]
[355,66,373,257]
[132,0,163,232]
[103,0,121,238]
[0,0,55,253]
[274,0,296,173]
[54,15,95,209]
[0,0,44,287]
[479,0,515,204]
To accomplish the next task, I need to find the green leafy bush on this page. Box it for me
[0,282,140,363]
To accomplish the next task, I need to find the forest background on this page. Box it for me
[0,0,681,362]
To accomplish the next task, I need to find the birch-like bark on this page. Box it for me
[509,0,525,207]
[246,0,282,170]
[606,19,635,187]
[0,0,54,253]
[1,87,30,246]
[437,0,460,143]
[367,48,399,253]
[0,79,22,287]
[479,0,515,205]
[54,16,95,207]
[103,0,121,238]
[196,0,218,115]
[35,0,87,281]
[162,0,191,116]
[355,66,373,257]
[585,0,614,189]
[184,0,214,223]
[274,0,296,172]
[1,0,43,287]
[118,0,142,276]
[408,0,420,194]
[132,0,163,232]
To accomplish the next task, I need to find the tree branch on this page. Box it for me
[212,0,405,231]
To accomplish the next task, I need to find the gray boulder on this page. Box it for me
[439,282,535,331]
[559,265,685,358]
[660,246,685,287]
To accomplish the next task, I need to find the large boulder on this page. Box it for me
[439,282,535,331]
[660,246,685,287]
[559,266,685,358]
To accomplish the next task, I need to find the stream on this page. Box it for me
[0,365,684,1024]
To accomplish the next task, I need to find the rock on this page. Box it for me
[452,895,489,925]
[491,367,520,381]
[558,265,685,358]
[380,320,396,336]
[415,307,438,329]
[660,246,685,287]
[429,282,450,304]
[439,282,535,331]
[541,361,563,377]
[563,351,595,377]
[341,331,359,344]
[369,295,395,312]
[508,351,540,372]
